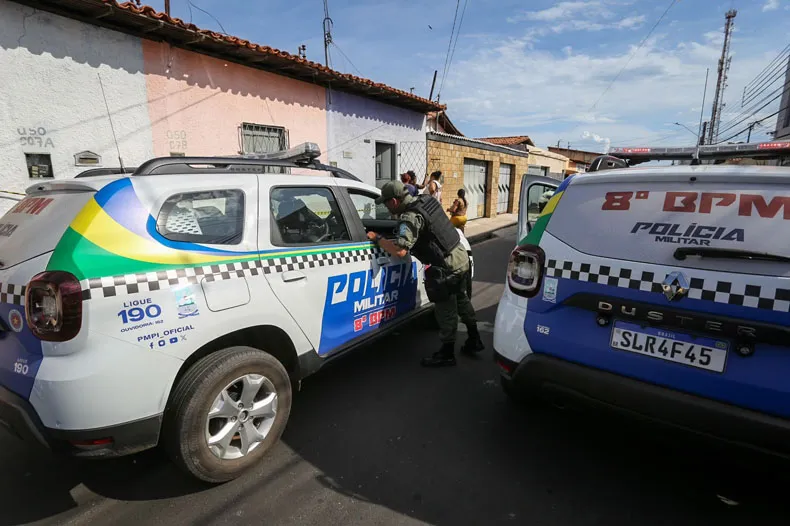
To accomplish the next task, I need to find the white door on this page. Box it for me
[463,158,488,220]
[497,164,512,214]
[261,181,374,356]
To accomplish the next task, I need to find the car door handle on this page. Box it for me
[281,270,306,283]
[377,256,390,265]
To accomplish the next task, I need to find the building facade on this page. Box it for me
[427,132,531,220]
[326,91,427,189]
[547,146,602,175]
[0,0,439,213]
[477,136,569,180]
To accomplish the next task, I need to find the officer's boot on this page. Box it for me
[461,323,485,355]
[420,342,457,367]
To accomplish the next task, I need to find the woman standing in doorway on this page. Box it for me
[448,188,468,232]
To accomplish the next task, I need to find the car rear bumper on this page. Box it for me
[0,384,161,458]
[496,351,790,458]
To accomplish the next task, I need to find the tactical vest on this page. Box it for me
[405,195,460,268]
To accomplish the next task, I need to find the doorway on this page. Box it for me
[375,142,396,189]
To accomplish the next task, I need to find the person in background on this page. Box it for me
[447,188,468,232]
[400,172,418,197]
[408,170,425,193]
[423,170,443,204]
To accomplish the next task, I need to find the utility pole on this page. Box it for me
[697,68,709,143]
[322,0,333,68]
[708,9,737,145]
[428,70,438,101]
[164,0,170,16]
[746,120,762,142]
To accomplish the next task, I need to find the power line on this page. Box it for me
[715,81,790,139]
[742,43,790,101]
[437,0,461,101]
[185,0,193,23]
[439,0,469,100]
[187,0,227,34]
[331,42,363,77]
[589,0,679,111]
[715,99,790,144]
[740,60,788,110]
[719,76,788,134]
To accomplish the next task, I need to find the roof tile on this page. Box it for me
[61,1,445,112]
[476,136,534,146]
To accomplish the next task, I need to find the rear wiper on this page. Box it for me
[674,247,790,263]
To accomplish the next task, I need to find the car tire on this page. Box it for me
[163,346,292,483]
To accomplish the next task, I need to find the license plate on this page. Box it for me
[610,321,728,373]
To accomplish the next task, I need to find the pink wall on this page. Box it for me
[142,41,327,159]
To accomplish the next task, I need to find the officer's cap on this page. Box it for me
[375,181,407,204]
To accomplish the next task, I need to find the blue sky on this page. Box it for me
[147,0,790,152]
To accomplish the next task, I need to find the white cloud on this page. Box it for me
[616,15,646,29]
[582,131,612,152]
[443,29,776,150]
[508,1,603,23]
[509,2,644,39]
[763,0,780,12]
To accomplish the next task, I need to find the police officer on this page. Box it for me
[369,180,483,367]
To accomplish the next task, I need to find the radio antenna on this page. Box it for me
[97,73,126,174]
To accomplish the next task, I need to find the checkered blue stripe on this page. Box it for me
[81,247,380,300]
[546,259,790,313]
[0,282,26,306]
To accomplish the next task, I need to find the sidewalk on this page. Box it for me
[464,213,518,245]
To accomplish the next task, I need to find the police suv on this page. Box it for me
[494,142,790,458]
[0,143,471,482]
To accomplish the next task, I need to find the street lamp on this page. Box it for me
[673,122,699,140]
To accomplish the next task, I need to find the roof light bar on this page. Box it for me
[239,142,321,165]
[607,140,790,163]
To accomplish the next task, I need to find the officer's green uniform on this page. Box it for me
[376,181,483,367]
[395,197,478,344]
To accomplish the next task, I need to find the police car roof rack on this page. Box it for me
[603,140,790,166]
[131,142,362,182]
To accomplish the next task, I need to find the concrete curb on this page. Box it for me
[467,221,517,246]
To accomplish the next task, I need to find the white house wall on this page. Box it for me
[0,1,154,214]
[326,90,426,186]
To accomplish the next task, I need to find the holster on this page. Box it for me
[424,265,460,303]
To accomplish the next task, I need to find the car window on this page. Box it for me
[270,187,350,245]
[156,189,244,245]
[347,190,391,220]
[526,183,557,222]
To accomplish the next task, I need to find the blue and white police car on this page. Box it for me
[494,142,790,458]
[0,143,472,482]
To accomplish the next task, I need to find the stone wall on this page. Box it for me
[427,136,530,218]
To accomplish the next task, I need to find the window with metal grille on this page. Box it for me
[241,123,289,173]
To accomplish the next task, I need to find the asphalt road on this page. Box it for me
[3,225,790,526]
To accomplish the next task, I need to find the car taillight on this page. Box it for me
[507,245,546,298]
[25,271,83,342]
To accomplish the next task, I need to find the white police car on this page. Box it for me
[494,161,790,457]
[0,143,471,482]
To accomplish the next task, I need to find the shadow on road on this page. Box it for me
[2,229,789,525]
